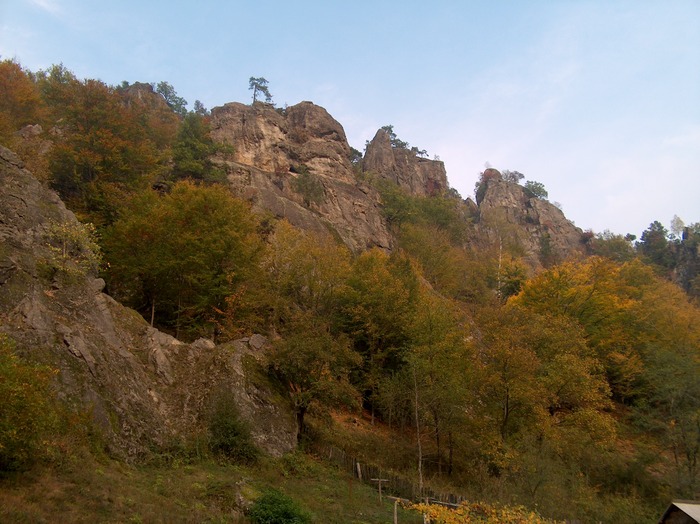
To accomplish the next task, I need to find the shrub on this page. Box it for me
[44,219,102,279]
[208,392,258,464]
[248,489,312,524]
[0,334,60,471]
[290,168,325,207]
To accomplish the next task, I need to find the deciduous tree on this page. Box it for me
[270,314,361,442]
[104,181,261,338]
[0,59,45,145]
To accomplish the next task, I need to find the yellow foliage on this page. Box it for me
[408,500,563,523]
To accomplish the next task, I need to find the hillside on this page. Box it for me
[1,60,699,523]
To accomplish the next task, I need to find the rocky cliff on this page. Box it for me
[363,128,448,196]
[210,101,392,252]
[0,145,296,460]
[209,102,583,267]
[474,171,586,268]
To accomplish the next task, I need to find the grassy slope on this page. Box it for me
[0,450,425,523]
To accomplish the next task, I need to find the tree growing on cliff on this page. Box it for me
[249,77,273,104]
[524,180,548,200]
[380,124,409,149]
[155,81,188,115]
[502,170,525,183]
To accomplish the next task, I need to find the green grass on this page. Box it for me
[0,449,424,523]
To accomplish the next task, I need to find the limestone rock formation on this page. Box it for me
[476,174,586,268]
[0,145,296,459]
[210,101,392,252]
[363,128,448,196]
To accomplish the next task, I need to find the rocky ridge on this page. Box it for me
[210,101,392,252]
[475,171,586,267]
[210,103,583,267]
[363,127,448,196]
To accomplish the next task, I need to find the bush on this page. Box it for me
[248,489,312,524]
[43,219,102,279]
[290,168,325,207]
[0,334,60,471]
[208,392,259,464]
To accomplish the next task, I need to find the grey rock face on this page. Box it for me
[0,145,296,459]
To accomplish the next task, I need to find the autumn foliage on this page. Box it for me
[1,59,698,522]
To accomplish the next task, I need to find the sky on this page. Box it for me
[1,0,698,237]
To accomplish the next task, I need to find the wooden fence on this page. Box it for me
[317,443,467,506]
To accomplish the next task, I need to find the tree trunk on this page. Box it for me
[448,430,454,476]
[501,383,511,441]
[433,409,442,475]
[413,368,423,496]
[296,405,307,443]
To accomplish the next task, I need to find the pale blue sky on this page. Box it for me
[1,0,698,237]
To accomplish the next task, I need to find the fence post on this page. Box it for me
[371,478,389,503]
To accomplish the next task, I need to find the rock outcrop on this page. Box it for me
[210,101,392,252]
[363,128,448,196]
[0,145,296,459]
[476,174,586,268]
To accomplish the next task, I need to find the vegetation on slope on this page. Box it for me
[1,59,699,522]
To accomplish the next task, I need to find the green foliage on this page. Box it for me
[171,112,227,184]
[207,391,258,464]
[193,99,208,115]
[104,180,261,339]
[636,344,700,497]
[524,180,548,199]
[348,146,362,165]
[43,219,102,278]
[380,124,409,149]
[0,334,60,471]
[637,220,672,268]
[377,179,417,229]
[7,57,700,519]
[248,489,312,524]
[538,232,558,268]
[155,81,188,115]
[261,220,351,326]
[340,250,421,419]
[35,63,78,113]
[591,230,636,262]
[377,179,469,243]
[474,168,502,204]
[290,167,325,207]
[249,77,273,104]
[270,315,361,441]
